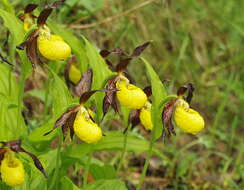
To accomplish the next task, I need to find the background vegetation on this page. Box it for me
[0,0,243,189]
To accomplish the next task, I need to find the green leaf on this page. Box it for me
[90,164,116,180]
[48,67,73,118]
[0,64,27,141]
[83,179,127,190]
[141,58,167,140]
[66,131,168,161]
[60,176,80,190]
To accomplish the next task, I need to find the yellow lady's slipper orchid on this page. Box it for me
[69,64,82,84]
[174,99,204,135]
[37,34,71,61]
[73,107,102,143]
[139,102,153,130]
[116,78,147,109]
[0,152,25,187]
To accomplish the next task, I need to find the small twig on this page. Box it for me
[70,0,157,29]
[0,52,13,66]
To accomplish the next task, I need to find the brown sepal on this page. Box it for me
[143,86,152,97]
[19,147,47,178]
[100,48,128,58]
[79,90,100,104]
[131,41,151,57]
[129,109,140,127]
[37,8,52,26]
[44,105,80,136]
[177,83,194,104]
[74,69,93,97]
[162,99,177,136]
[25,4,38,13]
[61,111,78,140]
[115,58,132,72]
[102,76,119,117]
[17,29,40,68]
[26,35,38,68]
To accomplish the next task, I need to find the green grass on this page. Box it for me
[0,0,243,190]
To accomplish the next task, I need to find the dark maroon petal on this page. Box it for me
[162,99,177,136]
[100,48,128,58]
[186,83,194,104]
[44,105,80,136]
[115,58,132,72]
[102,77,118,117]
[61,111,77,140]
[177,83,195,104]
[129,109,140,127]
[143,86,152,97]
[37,8,52,26]
[26,35,38,68]
[25,4,38,13]
[130,41,151,57]
[74,69,93,97]
[79,90,100,104]
[19,148,47,178]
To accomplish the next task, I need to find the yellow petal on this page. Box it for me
[37,34,71,61]
[116,81,147,109]
[174,100,204,135]
[73,107,102,143]
[0,156,25,187]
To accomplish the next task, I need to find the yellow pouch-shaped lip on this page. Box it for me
[1,156,25,187]
[116,81,147,109]
[69,64,81,84]
[139,106,153,131]
[73,107,102,143]
[174,100,204,135]
[37,34,71,61]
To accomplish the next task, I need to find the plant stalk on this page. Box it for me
[83,146,93,187]
[117,123,132,173]
[136,137,155,190]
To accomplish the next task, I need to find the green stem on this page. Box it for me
[83,147,93,187]
[49,131,62,190]
[17,74,26,129]
[117,123,132,173]
[136,136,155,190]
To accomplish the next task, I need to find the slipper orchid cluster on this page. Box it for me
[130,83,204,135]
[17,1,71,68]
[0,140,46,187]
[100,42,150,117]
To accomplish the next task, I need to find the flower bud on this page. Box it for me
[0,153,25,187]
[139,102,153,130]
[173,99,204,135]
[73,107,102,143]
[116,79,147,109]
[37,34,71,61]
